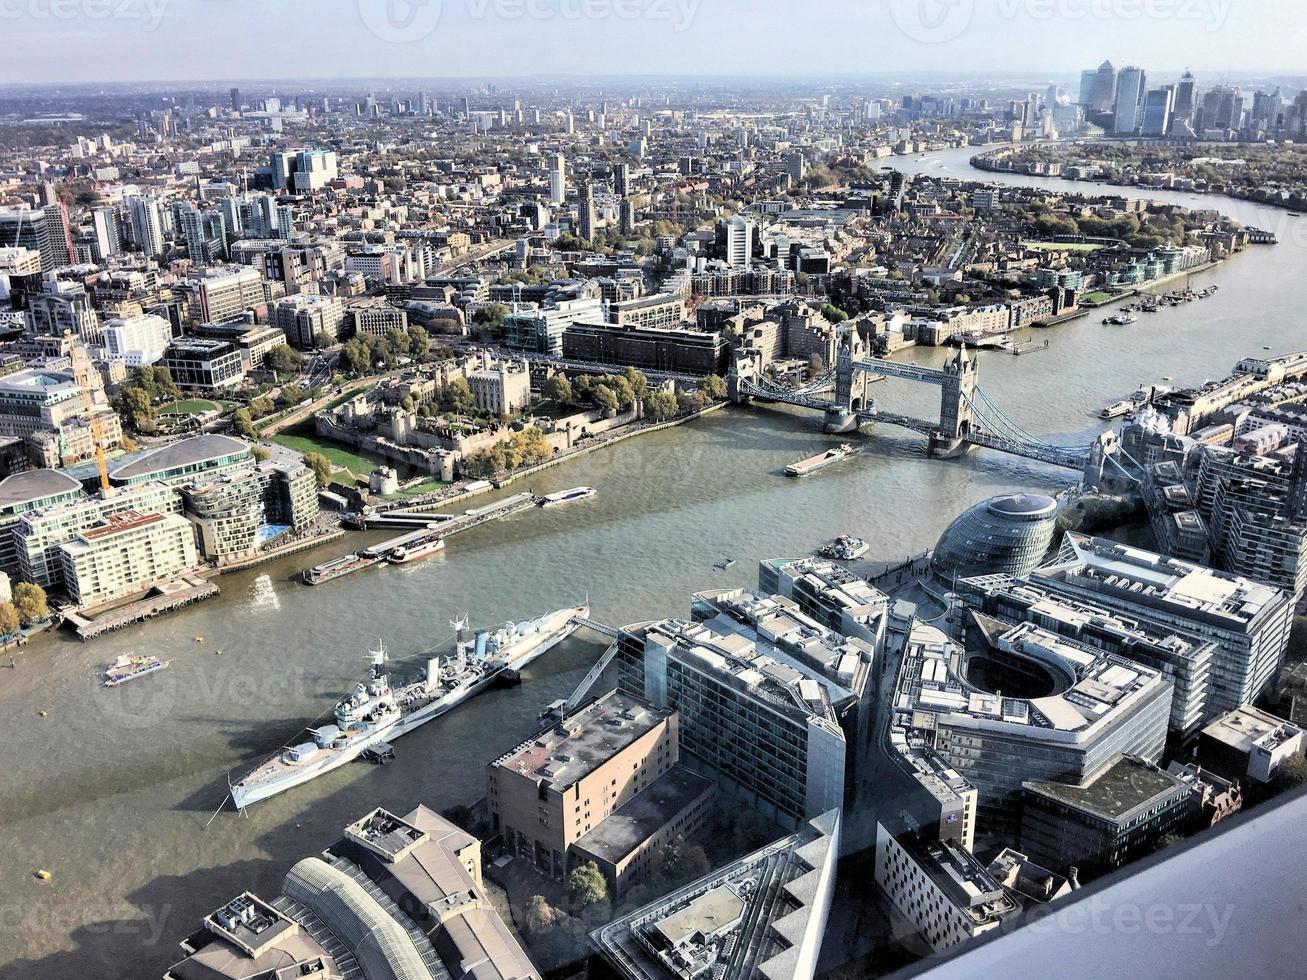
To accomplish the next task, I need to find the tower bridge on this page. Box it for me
[730,343,1102,475]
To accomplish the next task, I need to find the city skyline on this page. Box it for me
[2,0,1303,84]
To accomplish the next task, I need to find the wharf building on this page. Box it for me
[886,620,1172,835]
[591,810,839,980]
[166,804,538,980]
[1025,534,1292,716]
[487,690,714,898]
[616,616,855,833]
[57,510,199,608]
[1019,755,1195,881]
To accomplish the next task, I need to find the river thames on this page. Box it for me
[2,146,1305,977]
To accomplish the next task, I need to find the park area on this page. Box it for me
[271,419,390,481]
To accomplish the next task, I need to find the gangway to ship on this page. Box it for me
[551,627,625,724]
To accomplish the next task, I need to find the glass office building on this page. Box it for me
[931,493,1058,583]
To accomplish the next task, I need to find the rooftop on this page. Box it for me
[493,690,671,791]
[1024,754,1186,820]
[109,434,250,482]
[1201,705,1302,754]
[0,468,82,512]
[572,766,714,866]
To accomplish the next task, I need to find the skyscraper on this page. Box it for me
[1087,60,1117,112]
[578,182,597,242]
[1172,70,1197,128]
[128,195,165,258]
[229,87,241,112]
[1140,87,1175,137]
[614,161,631,197]
[91,206,121,261]
[549,152,566,206]
[1114,67,1147,135]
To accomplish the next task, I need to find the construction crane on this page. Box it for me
[65,330,112,494]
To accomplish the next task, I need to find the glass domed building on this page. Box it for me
[931,492,1058,583]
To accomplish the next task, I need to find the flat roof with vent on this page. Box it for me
[492,690,672,791]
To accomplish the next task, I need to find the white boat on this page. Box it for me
[1100,400,1134,419]
[818,535,869,561]
[540,487,596,507]
[103,654,170,687]
[388,538,446,565]
[229,605,587,809]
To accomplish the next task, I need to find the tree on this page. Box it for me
[302,452,333,487]
[592,384,619,414]
[249,395,276,418]
[820,302,849,324]
[251,445,271,462]
[313,330,335,350]
[622,366,649,402]
[0,602,19,637]
[232,408,258,440]
[1272,754,1307,794]
[644,388,679,420]
[443,376,475,413]
[541,374,573,405]
[524,895,562,934]
[567,861,608,911]
[472,303,509,329]
[116,387,155,431]
[266,344,305,376]
[407,326,430,361]
[700,374,728,400]
[807,353,826,376]
[12,583,47,626]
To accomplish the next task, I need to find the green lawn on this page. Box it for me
[1081,291,1115,306]
[384,478,450,499]
[159,399,221,415]
[271,420,390,478]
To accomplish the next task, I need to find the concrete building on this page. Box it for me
[1019,755,1194,880]
[1029,533,1293,716]
[608,293,686,331]
[563,322,729,376]
[488,690,682,883]
[617,617,853,830]
[184,460,319,565]
[1197,704,1305,785]
[57,509,199,608]
[103,313,173,366]
[184,266,272,325]
[886,620,1172,833]
[166,804,538,980]
[874,824,1020,953]
[161,339,246,390]
[109,434,254,489]
[0,469,84,575]
[347,296,409,337]
[592,810,840,980]
[269,293,348,349]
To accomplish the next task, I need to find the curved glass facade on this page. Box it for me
[931,492,1058,583]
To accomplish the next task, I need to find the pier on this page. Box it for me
[303,492,540,585]
[66,576,221,640]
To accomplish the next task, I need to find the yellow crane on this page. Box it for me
[64,330,111,494]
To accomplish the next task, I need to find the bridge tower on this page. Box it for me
[931,348,978,457]
[824,341,859,434]
[728,349,759,404]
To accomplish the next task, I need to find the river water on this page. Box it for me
[3,146,1305,978]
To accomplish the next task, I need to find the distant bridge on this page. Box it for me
[730,345,1101,473]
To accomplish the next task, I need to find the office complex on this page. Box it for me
[166,805,538,980]
[592,810,839,980]
[1019,755,1194,880]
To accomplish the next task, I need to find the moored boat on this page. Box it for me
[103,654,170,687]
[785,444,859,477]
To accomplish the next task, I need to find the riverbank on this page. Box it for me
[972,143,1307,215]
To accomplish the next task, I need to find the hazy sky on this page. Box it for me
[2,0,1301,84]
